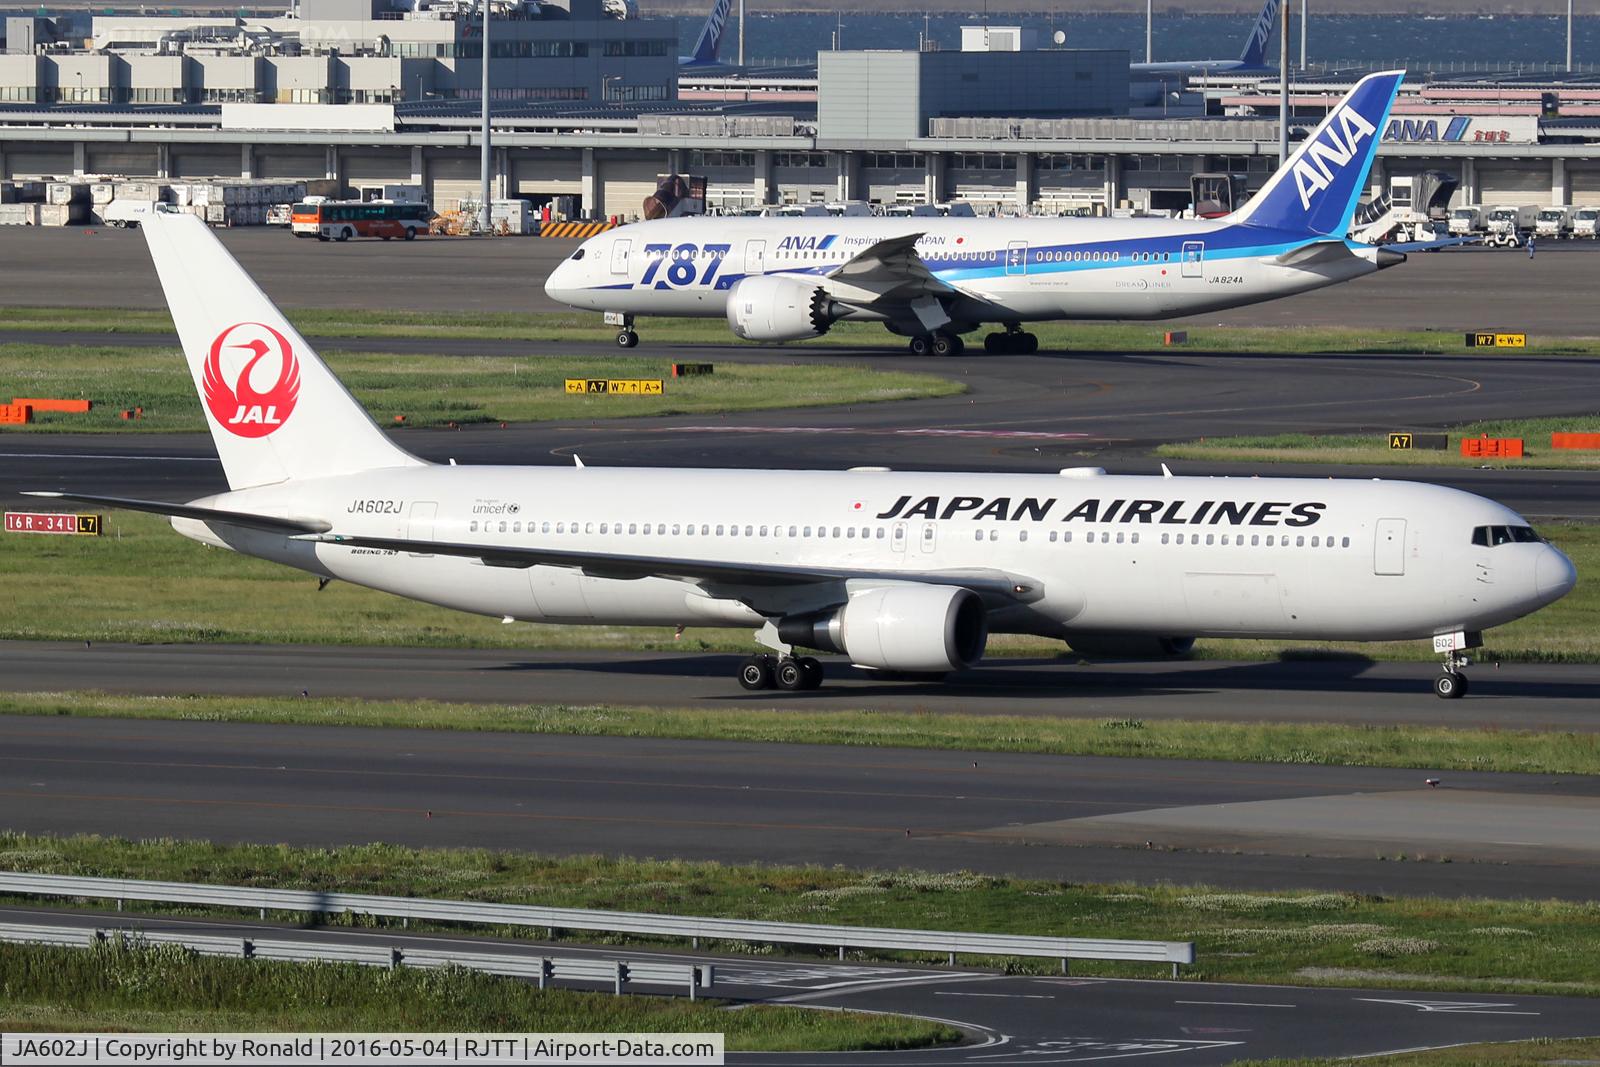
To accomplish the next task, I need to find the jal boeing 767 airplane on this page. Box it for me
[545,69,1410,355]
[29,213,1574,699]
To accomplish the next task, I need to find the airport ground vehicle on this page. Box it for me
[1535,206,1574,239]
[1449,204,1484,236]
[1573,207,1600,238]
[32,212,1577,699]
[1485,204,1539,247]
[289,199,431,241]
[547,72,1424,355]
[1351,172,1457,244]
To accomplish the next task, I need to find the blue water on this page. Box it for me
[676,12,1600,71]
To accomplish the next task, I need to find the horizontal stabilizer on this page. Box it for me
[23,491,331,535]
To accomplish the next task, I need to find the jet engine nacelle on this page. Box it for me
[779,585,989,673]
[1065,634,1196,659]
[726,275,833,342]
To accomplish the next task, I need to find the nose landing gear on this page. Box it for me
[605,312,639,348]
[737,654,823,691]
[1435,651,1471,699]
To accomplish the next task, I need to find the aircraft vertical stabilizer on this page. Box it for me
[1238,0,1282,68]
[1228,69,1403,237]
[141,213,425,490]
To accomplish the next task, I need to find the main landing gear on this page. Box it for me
[738,654,824,691]
[983,328,1039,354]
[908,332,964,357]
[1435,650,1471,700]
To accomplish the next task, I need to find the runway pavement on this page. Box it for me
[2,642,1597,730]
[5,714,1600,899]
[0,904,1595,1064]
[5,225,1599,333]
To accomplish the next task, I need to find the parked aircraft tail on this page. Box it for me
[1238,0,1282,68]
[1228,69,1403,238]
[684,0,733,66]
[142,213,426,490]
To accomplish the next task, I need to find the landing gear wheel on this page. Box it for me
[738,655,774,690]
[1434,671,1467,700]
[983,332,1004,354]
[616,330,640,349]
[797,657,823,690]
[908,335,931,357]
[1020,332,1039,354]
[774,658,807,691]
[931,334,956,357]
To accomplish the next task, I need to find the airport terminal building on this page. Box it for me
[3,3,1600,219]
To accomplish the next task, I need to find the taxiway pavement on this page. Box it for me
[4,714,1598,899]
[4,227,1597,333]
[1,903,1595,1064]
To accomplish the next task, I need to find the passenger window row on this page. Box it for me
[461,519,1351,551]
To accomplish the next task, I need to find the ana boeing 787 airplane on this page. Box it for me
[29,213,1574,699]
[546,69,1410,355]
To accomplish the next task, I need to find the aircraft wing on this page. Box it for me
[23,491,331,535]
[824,232,965,303]
[25,491,1040,605]
[1383,234,1481,252]
[299,529,1039,604]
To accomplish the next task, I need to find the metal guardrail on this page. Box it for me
[0,921,712,998]
[0,871,1195,976]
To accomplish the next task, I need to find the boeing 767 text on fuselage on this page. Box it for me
[30,213,1574,698]
[546,70,1412,355]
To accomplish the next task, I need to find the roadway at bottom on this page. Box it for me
[4,713,1600,900]
[1,904,1595,1064]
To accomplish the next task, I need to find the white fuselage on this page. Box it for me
[177,467,1573,646]
[542,216,1385,328]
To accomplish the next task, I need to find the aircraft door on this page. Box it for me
[745,240,766,276]
[407,502,437,558]
[916,522,937,555]
[1005,241,1028,275]
[1181,241,1205,278]
[1374,518,1406,576]
[609,239,630,275]
[891,522,907,553]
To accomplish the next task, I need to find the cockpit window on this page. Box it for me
[570,249,585,261]
[1471,524,1543,547]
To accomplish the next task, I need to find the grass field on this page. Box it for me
[6,306,1600,356]
[1158,415,1600,469]
[0,938,955,1050]
[2,512,1594,663]
[5,833,1600,996]
[1237,1038,1600,1067]
[8,689,1600,776]
[0,343,960,433]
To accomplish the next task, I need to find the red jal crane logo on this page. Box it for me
[203,322,301,437]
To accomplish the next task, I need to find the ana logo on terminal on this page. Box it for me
[203,321,302,438]
[1291,103,1378,210]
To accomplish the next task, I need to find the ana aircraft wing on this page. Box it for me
[824,232,964,303]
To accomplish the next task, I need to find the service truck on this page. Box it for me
[1449,204,1484,236]
[1535,206,1574,239]
[1573,206,1600,238]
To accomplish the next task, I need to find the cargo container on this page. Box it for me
[46,182,89,206]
